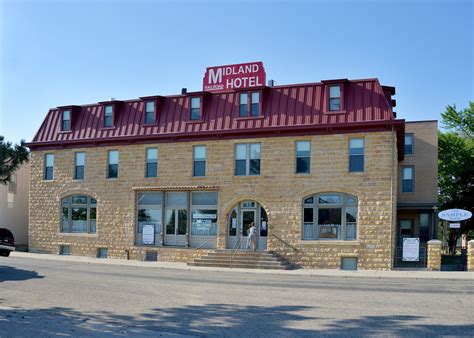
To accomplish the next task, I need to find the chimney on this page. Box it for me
[267,80,275,87]
[181,88,187,95]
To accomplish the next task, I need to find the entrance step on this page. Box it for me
[187,250,293,270]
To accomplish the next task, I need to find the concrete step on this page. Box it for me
[188,262,290,270]
[187,249,292,270]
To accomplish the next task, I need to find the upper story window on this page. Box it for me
[404,134,414,155]
[61,195,96,233]
[146,148,158,178]
[193,145,206,177]
[296,141,311,174]
[104,105,113,128]
[62,110,71,131]
[107,150,119,179]
[235,143,260,176]
[239,92,260,117]
[329,85,341,111]
[349,138,364,172]
[44,154,54,180]
[190,97,201,120]
[402,166,414,193]
[302,193,358,241]
[145,101,155,124]
[75,152,85,180]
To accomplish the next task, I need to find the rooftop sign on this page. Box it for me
[203,62,266,92]
[439,209,472,222]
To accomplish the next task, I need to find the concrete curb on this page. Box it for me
[9,251,474,280]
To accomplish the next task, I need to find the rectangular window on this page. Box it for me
[190,97,201,120]
[405,134,414,155]
[239,92,248,117]
[400,219,413,236]
[97,248,108,258]
[235,143,260,176]
[44,154,54,180]
[145,101,155,124]
[59,245,70,256]
[137,192,163,234]
[341,257,358,270]
[251,92,260,116]
[62,110,71,131]
[318,208,342,239]
[107,150,119,179]
[191,192,218,237]
[146,148,158,178]
[296,141,311,174]
[349,138,364,172]
[193,145,206,177]
[75,152,85,180]
[104,105,113,128]
[402,166,414,192]
[329,85,341,111]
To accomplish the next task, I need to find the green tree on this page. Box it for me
[438,102,474,249]
[0,136,30,184]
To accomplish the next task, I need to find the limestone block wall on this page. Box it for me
[468,240,474,271]
[427,240,442,270]
[29,131,398,269]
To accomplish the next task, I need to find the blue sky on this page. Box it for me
[0,0,472,143]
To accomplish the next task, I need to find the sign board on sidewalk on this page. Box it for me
[203,62,266,92]
[402,238,420,262]
[439,209,472,222]
[449,223,461,229]
[142,224,155,245]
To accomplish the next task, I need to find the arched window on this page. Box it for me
[61,195,97,233]
[302,193,357,241]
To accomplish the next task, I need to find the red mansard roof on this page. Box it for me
[28,78,405,159]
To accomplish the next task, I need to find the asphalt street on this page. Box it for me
[0,256,473,337]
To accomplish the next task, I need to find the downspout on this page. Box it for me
[390,126,395,269]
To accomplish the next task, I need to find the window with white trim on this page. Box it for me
[349,138,364,172]
[44,154,54,180]
[302,193,357,240]
[107,150,119,178]
[235,143,260,176]
[146,148,158,178]
[193,145,206,177]
[329,85,341,111]
[296,141,311,174]
[61,195,97,233]
[190,97,201,120]
[75,152,85,180]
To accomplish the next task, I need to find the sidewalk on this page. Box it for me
[10,251,473,280]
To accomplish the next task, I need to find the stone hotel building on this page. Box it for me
[27,64,438,270]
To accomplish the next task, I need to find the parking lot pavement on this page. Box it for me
[1,255,473,337]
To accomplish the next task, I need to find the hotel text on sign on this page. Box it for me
[203,62,266,92]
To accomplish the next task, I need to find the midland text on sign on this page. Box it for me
[203,62,266,92]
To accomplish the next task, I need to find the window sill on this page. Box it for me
[186,120,204,124]
[295,173,311,177]
[99,127,116,130]
[234,116,264,121]
[298,240,360,245]
[323,110,346,115]
[58,130,73,134]
[42,179,55,182]
[58,232,98,237]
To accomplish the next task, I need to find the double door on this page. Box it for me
[228,204,268,250]
[164,208,187,246]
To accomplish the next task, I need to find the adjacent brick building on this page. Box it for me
[27,65,438,270]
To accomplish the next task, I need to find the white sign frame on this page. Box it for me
[439,209,472,222]
[402,238,420,262]
[142,224,155,245]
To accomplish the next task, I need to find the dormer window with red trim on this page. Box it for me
[329,85,341,111]
[239,91,261,117]
[104,105,114,128]
[190,97,201,120]
[62,110,71,131]
[145,101,155,124]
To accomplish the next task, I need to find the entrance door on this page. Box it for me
[240,209,256,249]
[227,201,268,250]
[164,208,187,246]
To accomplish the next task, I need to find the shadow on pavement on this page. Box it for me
[0,305,473,336]
[0,265,44,283]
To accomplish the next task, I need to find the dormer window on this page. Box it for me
[190,97,201,120]
[104,105,113,127]
[62,110,71,131]
[240,92,260,117]
[329,86,341,111]
[145,101,155,124]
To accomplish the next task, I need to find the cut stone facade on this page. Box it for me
[29,131,398,270]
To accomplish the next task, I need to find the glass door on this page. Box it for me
[241,210,256,249]
[164,208,187,246]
